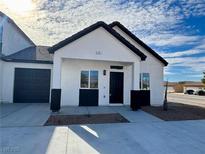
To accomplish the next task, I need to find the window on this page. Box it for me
[81,71,89,88]
[80,70,98,89]
[90,71,98,88]
[0,26,2,54]
[140,73,150,90]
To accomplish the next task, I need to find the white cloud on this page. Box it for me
[166,56,205,73]
[180,0,205,17]
[0,0,197,45]
[164,57,205,81]
[0,0,205,81]
[167,56,205,64]
[160,49,204,58]
[158,39,205,58]
[143,34,202,47]
[0,0,204,46]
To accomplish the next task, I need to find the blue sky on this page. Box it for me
[0,0,205,82]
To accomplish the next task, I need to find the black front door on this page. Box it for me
[109,72,124,104]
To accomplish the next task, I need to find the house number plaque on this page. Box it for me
[96,51,102,55]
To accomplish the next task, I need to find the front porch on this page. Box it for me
[54,105,161,123]
[52,58,141,108]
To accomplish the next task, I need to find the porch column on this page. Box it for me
[52,57,62,89]
[132,61,140,90]
[130,61,141,110]
[51,57,62,112]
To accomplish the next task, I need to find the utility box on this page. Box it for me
[50,89,61,112]
[130,90,150,111]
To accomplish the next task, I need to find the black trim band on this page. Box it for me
[79,89,99,106]
[1,58,53,64]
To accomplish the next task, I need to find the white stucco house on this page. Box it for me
[0,11,168,108]
[0,11,52,103]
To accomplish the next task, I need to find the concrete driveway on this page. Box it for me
[1,121,205,154]
[0,103,51,127]
[1,103,205,154]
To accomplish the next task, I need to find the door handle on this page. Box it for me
[109,94,112,96]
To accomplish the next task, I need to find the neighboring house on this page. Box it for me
[0,11,51,103]
[183,81,205,93]
[164,82,178,93]
[0,11,35,102]
[164,81,205,93]
[0,11,35,56]
[0,17,168,107]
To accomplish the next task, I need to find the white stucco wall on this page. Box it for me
[0,16,33,56]
[61,59,132,106]
[53,27,142,106]
[113,26,165,106]
[54,27,141,63]
[53,27,141,88]
[1,62,53,103]
[0,60,3,102]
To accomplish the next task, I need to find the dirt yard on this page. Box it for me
[44,113,129,126]
[142,102,205,121]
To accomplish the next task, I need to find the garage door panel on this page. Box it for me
[14,68,51,103]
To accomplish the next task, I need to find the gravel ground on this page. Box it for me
[142,102,205,121]
[44,113,129,126]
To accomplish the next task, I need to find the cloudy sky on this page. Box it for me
[0,0,205,82]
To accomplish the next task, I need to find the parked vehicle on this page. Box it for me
[184,89,194,95]
[194,90,205,96]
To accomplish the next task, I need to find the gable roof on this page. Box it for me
[0,11,35,45]
[48,21,147,61]
[109,21,168,66]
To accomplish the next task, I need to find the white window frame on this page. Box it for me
[80,70,99,89]
[140,73,150,90]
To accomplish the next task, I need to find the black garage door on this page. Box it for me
[13,68,51,103]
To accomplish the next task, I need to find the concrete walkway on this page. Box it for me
[0,104,161,127]
[59,105,162,123]
[1,103,205,154]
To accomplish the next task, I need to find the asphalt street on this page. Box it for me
[168,93,205,107]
